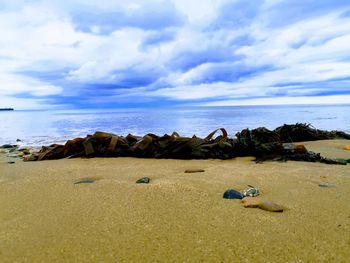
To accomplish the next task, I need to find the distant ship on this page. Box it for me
[0,108,14,111]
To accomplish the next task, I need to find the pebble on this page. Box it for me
[319,184,336,188]
[258,201,284,212]
[241,197,261,208]
[242,185,260,197]
[7,161,15,164]
[184,169,205,173]
[136,177,150,184]
[74,179,95,184]
[223,189,243,199]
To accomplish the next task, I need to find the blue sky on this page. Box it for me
[1,0,350,109]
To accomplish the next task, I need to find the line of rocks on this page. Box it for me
[1,123,349,164]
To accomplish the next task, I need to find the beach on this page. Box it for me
[0,140,349,262]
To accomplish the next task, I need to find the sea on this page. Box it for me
[1,104,349,146]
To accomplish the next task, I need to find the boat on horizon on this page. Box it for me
[0,108,14,111]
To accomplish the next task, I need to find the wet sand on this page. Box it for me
[0,140,349,262]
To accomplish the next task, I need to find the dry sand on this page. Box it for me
[0,140,349,262]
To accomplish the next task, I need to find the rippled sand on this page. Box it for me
[0,140,349,262]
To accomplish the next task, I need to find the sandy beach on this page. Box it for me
[0,140,349,262]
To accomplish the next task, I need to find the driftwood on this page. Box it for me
[25,124,350,165]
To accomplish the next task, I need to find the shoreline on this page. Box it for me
[0,139,350,262]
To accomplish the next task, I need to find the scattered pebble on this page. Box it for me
[319,184,336,188]
[184,169,205,173]
[258,201,284,212]
[241,197,261,208]
[242,185,260,197]
[136,177,150,184]
[74,179,95,184]
[223,189,243,199]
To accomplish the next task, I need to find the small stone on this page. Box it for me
[136,177,150,184]
[258,201,284,212]
[343,145,350,150]
[223,189,243,199]
[7,161,15,164]
[242,185,260,197]
[74,179,95,184]
[241,197,261,208]
[16,139,22,142]
[319,184,336,188]
[184,169,205,173]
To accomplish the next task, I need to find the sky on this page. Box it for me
[1,0,350,109]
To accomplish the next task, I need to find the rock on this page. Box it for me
[343,145,350,150]
[346,159,350,163]
[18,146,32,151]
[223,189,243,199]
[283,143,295,150]
[136,177,150,184]
[184,169,205,173]
[7,161,15,164]
[319,184,336,188]
[242,185,260,197]
[1,144,17,149]
[295,144,307,153]
[241,197,261,208]
[16,139,22,142]
[258,201,284,212]
[17,152,25,157]
[74,179,95,184]
[23,153,39,162]
[8,154,20,158]
[333,158,348,165]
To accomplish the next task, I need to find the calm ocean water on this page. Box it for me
[0,105,349,146]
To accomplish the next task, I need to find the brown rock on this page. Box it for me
[184,169,205,173]
[241,197,262,208]
[258,201,284,212]
[23,153,39,162]
[295,144,307,153]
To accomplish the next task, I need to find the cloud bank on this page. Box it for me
[0,0,350,109]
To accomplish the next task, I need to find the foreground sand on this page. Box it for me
[0,140,349,262]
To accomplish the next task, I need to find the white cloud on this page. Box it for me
[0,0,350,109]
